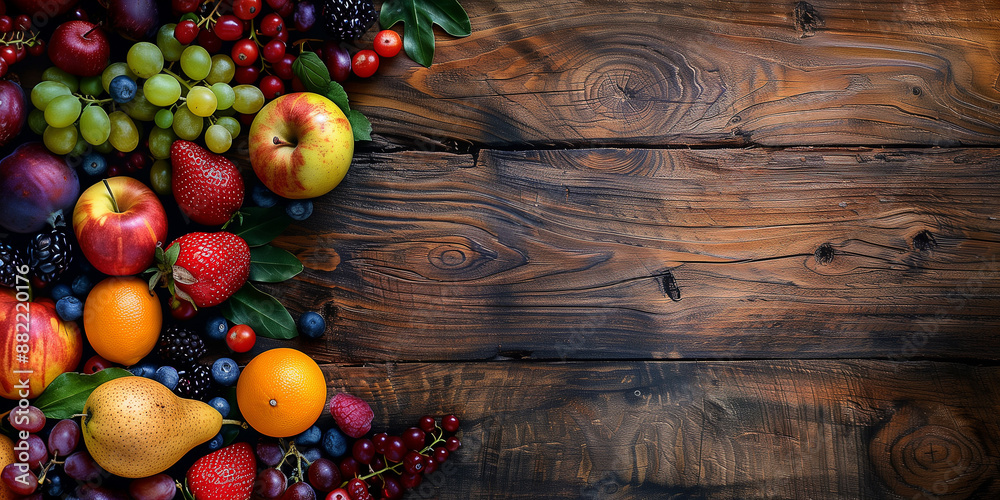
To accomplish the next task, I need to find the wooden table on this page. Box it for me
[264,1,1000,498]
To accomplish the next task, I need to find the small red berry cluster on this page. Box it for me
[0,5,45,78]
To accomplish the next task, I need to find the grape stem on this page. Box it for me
[343,426,450,488]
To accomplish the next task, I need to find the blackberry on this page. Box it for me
[157,325,207,366]
[321,0,377,42]
[176,364,212,400]
[27,226,73,285]
[0,241,26,288]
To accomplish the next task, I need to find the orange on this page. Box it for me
[236,348,327,437]
[83,276,163,366]
[0,434,14,500]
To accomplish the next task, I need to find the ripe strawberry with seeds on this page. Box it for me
[184,441,256,500]
[171,140,245,226]
[150,231,250,308]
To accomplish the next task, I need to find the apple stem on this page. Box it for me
[82,23,102,40]
[102,178,121,213]
[272,136,293,146]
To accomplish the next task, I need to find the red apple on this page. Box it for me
[72,176,168,276]
[48,20,110,77]
[0,289,83,400]
[0,80,27,148]
[248,92,354,199]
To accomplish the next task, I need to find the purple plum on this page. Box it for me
[0,142,80,233]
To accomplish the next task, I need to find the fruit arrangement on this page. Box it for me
[0,0,471,498]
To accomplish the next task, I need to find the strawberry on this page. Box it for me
[151,231,250,308]
[328,392,374,438]
[184,441,256,500]
[171,140,245,226]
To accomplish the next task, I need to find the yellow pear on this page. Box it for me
[80,376,222,478]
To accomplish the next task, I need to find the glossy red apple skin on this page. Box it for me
[0,289,82,400]
[72,176,168,276]
[48,21,110,77]
[249,92,354,199]
[0,142,79,234]
[0,80,27,148]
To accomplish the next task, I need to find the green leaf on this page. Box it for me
[33,368,134,419]
[230,207,292,247]
[221,283,297,339]
[325,80,351,115]
[347,110,372,141]
[292,51,332,94]
[250,245,304,282]
[380,0,471,67]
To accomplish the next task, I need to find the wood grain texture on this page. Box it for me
[264,146,1000,363]
[321,359,1000,499]
[343,0,1000,149]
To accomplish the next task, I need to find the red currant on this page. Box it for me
[213,14,244,41]
[272,53,295,80]
[261,39,285,63]
[422,456,438,475]
[83,354,114,374]
[226,324,256,353]
[259,13,284,38]
[373,30,402,58]
[275,1,294,17]
[351,438,375,464]
[259,75,284,100]
[14,44,25,62]
[402,450,425,474]
[234,64,260,85]
[233,0,263,20]
[418,415,436,433]
[384,436,406,463]
[433,446,449,463]
[445,436,462,452]
[381,477,403,500]
[14,15,31,31]
[274,27,289,42]
[441,414,460,433]
[0,58,7,79]
[0,16,12,33]
[0,46,16,66]
[70,6,89,21]
[174,20,199,45]
[338,457,360,479]
[265,0,289,10]
[400,472,422,490]
[197,28,223,53]
[401,427,425,450]
[172,0,201,14]
[351,49,378,78]
[372,432,389,454]
[27,40,44,57]
[231,38,258,66]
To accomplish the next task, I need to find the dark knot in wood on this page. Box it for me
[655,270,681,301]
[913,230,937,251]
[793,2,825,37]
[870,403,997,499]
[814,243,835,265]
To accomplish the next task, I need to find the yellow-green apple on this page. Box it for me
[0,288,83,399]
[248,92,353,199]
[73,176,168,276]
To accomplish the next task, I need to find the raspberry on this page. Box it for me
[328,392,374,438]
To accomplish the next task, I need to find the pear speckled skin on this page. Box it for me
[81,376,222,478]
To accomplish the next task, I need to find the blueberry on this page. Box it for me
[55,296,83,322]
[49,283,73,302]
[46,474,63,497]
[205,315,228,342]
[80,153,107,177]
[109,75,137,104]
[285,199,313,221]
[153,366,179,390]
[301,447,322,462]
[322,427,348,458]
[207,432,224,450]
[71,275,93,296]
[295,425,322,446]
[211,357,240,386]
[251,183,279,208]
[297,311,325,339]
[208,396,230,417]
[128,362,158,378]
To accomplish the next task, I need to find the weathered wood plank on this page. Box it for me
[266,147,1000,362]
[322,359,1000,499]
[345,0,1000,149]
